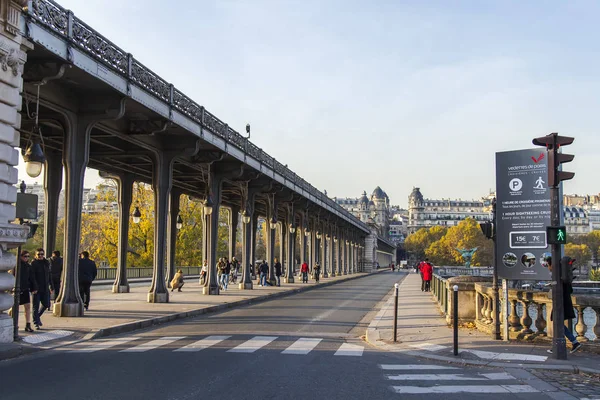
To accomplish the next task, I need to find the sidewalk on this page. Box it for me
[2,271,371,361]
[365,272,600,375]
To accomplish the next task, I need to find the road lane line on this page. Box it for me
[120,336,185,352]
[67,337,139,353]
[334,343,363,356]
[281,338,322,355]
[174,335,231,352]
[386,372,514,381]
[379,364,458,370]
[227,336,277,353]
[392,385,539,394]
[408,343,448,352]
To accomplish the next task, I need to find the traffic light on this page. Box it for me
[546,226,567,245]
[479,221,493,239]
[560,256,576,284]
[532,132,575,187]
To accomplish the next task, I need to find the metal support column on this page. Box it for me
[43,150,62,256]
[166,189,181,287]
[112,173,134,293]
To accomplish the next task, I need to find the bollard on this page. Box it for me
[453,284,459,356]
[393,283,399,342]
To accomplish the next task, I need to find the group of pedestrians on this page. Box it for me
[10,249,96,333]
[299,261,321,283]
[416,258,433,292]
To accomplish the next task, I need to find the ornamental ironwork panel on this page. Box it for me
[72,17,128,74]
[273,160,286,176]
[262,152,274,169]
[131,60,170,102]
[227,127,245,150]
[30,0,68,36]
[247,142,261,159]
[203,111,226,139]
[173,89,203,122]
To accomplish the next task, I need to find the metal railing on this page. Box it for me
[96,266,201,280]
[25,0,370,234]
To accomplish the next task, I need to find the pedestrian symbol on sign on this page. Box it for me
[535,176,545,189]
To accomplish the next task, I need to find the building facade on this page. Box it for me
[407,187,491,234]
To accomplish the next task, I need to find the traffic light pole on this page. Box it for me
[491,199,501,340]
[550,184,567,359]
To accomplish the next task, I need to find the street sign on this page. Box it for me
[495,149,552,280]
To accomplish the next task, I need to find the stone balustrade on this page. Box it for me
[431,273,600,352]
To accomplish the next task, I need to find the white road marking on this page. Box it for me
[282,338,322,355]
[460,349,547,362]
[392,385,539,394]
[120,336,185,352]
[408,343,448,352]
[334,343,363,356]
[173,335,230,352]
[22,330,74,344]
[379,364,458,370]
[67,337,139,353]
[387,372,514,381]
[227,336,277,353]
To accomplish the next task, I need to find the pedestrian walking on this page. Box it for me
[546,256,583,354]
[274,258,282,286]
[200,260,208,285]
[301,261,309,283]
[231,257,240,275]
[421,260,433,292]
[49,250,63,301]
[10,250,37,332]
[170,269,184,292]
[417,258,433,291]
[31,248,51,329]
[313,262,321,283]
[78,251,97,311]
[259,260,269,286]
[221,257,231,290]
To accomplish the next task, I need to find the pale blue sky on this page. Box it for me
[18,0,600,207]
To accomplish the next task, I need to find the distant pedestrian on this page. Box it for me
[170,269,184,292]
[421,260,433,292]
[391,263,395,272]
[259,260,269,286]
[10,251,37,332]
[31,248,51,329]
[301,261,309,283]
[231,257,240,275]
[221,257,231,290]
[49,250,63,300]
[418,258,433,291]
[314,262,321,283]
[546,256,583,354]
[274,258,282,286]
[78,251,97,311]
[200,260,208,285]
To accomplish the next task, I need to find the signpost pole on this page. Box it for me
[491,198,501,340]
[550,184,566,359]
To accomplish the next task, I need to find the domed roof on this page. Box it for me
[372,186,386,199]
[359,191,369,206]
[409,187,424,204]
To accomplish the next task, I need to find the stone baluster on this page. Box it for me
[593,307,600,342]
[574,306,588,342]
[509,299,522,332]
[481,294,488,324]
[484,295,493,324]
[520,301,533,335]
[534,303,547,336]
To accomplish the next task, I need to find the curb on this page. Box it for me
[363,293,600,377]
[90,272,374,339]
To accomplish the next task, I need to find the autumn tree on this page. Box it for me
[426,218,492,266]
[565,243,591,276]
[404,225,447,261]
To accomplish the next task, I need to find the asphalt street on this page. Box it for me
[0,272,562,399]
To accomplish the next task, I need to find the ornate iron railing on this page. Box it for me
[25,0,370,233]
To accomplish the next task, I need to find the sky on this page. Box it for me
[17,0,600,207]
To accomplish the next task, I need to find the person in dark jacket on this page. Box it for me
[78,251,97,311]
[31,248,51,329]
[313,262,321,283]
[259,260,269,287]
[547,256,583,354]
[49,250,63,300]
[10,250,38,332]
[274,258,282,287]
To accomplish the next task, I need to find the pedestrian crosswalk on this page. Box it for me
[62,335,364,357]
[379,364,540,394]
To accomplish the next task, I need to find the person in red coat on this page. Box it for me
[420,259,433,292]
[300,262,309,283]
